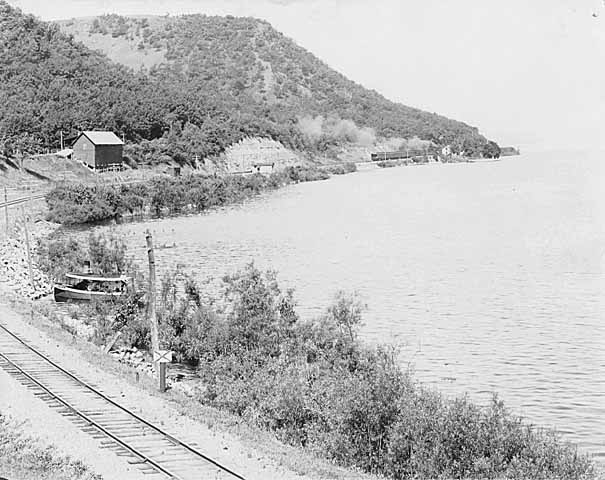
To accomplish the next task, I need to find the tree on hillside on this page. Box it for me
[482,140,501,159]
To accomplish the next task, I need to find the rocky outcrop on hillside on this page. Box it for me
[220,137,303,173]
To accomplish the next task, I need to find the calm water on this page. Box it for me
[103,151,605,460]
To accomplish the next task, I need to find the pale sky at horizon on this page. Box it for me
[8,0,605,151]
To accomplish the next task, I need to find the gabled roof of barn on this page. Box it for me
[78,131,124,146]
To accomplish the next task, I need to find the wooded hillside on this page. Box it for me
[0,3,495,166]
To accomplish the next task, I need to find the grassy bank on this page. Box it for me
[44,164,354,225]
[0,413,100,480]
[34,234,597,480]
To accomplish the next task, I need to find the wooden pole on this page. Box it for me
[145,231,160,378]
[21,205,35,293]
[3,186,8,237]
[159,363,167,393]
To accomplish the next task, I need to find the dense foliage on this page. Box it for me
[47,251,595,480]
[0,3,494,163]
[45,167,330,225]
[0,3,167,156]
[482,140,501,159]
[77,14,490,149]
[36,230,132,281]
[323,162,357,175]
[376,159,410,168]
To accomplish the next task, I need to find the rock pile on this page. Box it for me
[222,136,302,173]
[0,220,56,299]
[57,312,96,339]
[110,346,155,377]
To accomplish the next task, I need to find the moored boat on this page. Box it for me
[53,272,132,303]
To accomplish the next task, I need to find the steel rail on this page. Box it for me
[0,349,181,479]
[0,323,247,480]
[0,193,47,209]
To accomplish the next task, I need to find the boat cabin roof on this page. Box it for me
[66,273,131,282]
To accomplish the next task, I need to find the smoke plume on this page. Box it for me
[297,115,376,146]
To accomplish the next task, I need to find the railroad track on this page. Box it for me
[0,193,47,209]
[0,323,247,480]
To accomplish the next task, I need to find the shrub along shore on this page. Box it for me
[34,232,597,480]
[45,164,357,225]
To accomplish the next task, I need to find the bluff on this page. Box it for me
[0,2,495,167]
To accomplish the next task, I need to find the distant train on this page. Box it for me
[370,150,426,162]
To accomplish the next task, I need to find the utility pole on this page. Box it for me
[60,131,64,150]
[145,231,160,380]
[3,186,8,237]
[20,205,35,294]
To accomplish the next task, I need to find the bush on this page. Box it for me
[37,231,133,281]
[88,231,131,274]
[376,159,407,168]
[383,393,596,479]
[46,168,336,225]
[45,184,124,224]
[36,233,87,282]
[156,270,212,363]
[80,291,147,347]
[325,162,357,175]
[119,182,148,214]
[222,263,298,355]
[282,165,330,183]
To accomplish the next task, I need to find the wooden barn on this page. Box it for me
[72,131,124,171]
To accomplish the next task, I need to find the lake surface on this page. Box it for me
[103,151,605,460]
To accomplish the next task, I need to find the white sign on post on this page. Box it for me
[153,350,173,364]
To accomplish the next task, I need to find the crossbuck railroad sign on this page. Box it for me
[153,350,173,363]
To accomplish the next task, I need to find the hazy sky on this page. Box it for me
[9,0,605,150]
